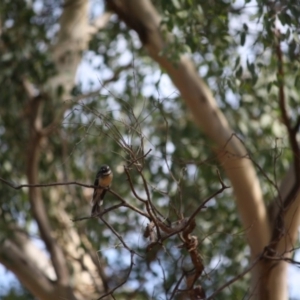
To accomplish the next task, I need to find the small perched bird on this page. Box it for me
[91,165,113,216]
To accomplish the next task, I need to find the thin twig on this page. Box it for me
[123,167,147,203]
[169,271,186,300]
[205,255,261,300]
[127,148,152,167]
[99,216,143,259]
[187,170,228,224]
[162,173,229,242]
[0,177,96,190]
[97,252,135,300]
[1,176,150,219]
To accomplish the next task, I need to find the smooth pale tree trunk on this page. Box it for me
[107,1,300,299]
[0,1,110,299]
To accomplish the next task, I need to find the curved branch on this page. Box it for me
[275,31,300,187]
[269,32,300,249]
[0,233,55,300]
[107,0,269,257]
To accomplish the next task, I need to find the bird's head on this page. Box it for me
[97,165,112,177]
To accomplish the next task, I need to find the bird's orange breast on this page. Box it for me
[100,173,113,187]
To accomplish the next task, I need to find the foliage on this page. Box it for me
[0,0,300,299]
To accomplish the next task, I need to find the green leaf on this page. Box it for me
[234,56,240,70]
[236,66,243,77]
[240,31,246,46]
[171,0,181,9]
[295,75,300,88]
[176,10,188,18]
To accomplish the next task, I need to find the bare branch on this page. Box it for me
[187,170,229,224]
[0,177,98,190]
[90,11,112,35]
[205,255,262,300]
[0,238,56,300]
[100,216,140,256]
[97,252,135,300]
[127,148,152,167]
[107,0,269,260]
[169,271,186,300]
[275,30,300,187]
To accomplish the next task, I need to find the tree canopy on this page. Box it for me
[0,0,300,299]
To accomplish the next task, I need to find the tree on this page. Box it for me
[0,0,300,299]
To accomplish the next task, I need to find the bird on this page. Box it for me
[91,165,113,216]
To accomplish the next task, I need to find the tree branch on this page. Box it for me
[90,11,112,35]
[275,30,300,204]
[107,0,269,259]
[0,234,56,300]
[266,30,300,257]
